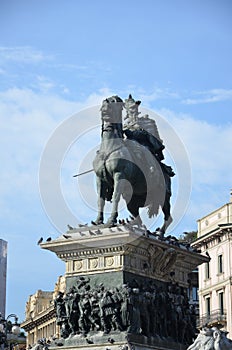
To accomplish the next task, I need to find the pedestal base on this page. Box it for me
[51,331,187,350]
[41,224,207,350]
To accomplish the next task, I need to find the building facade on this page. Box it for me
[192,198,232,338]
[21,276,65,348]
[0,239,7,317]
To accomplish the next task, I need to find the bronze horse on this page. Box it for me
[92,95,173,234]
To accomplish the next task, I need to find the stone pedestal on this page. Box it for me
[41,224,208,350]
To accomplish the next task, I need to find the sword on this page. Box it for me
[73,168,94,177]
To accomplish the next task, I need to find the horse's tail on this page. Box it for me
[147,201,159,218]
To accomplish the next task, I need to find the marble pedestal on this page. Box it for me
[41,224,208,350]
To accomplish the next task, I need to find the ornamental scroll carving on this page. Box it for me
[148,244,178,276]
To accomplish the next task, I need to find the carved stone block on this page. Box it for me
[41,225,208,349]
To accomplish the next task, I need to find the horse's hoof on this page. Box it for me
[130,217,142,227]
[107,223,117,228]
[91,220,103,226]
[155,228,165,238]
[105,220,117,228]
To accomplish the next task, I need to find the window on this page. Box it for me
[192,287,199,301]
[187,286,199,301]
[205,261,210,279]
[219,292,224,315]
[206,296,211,316]
[218,254,223,274]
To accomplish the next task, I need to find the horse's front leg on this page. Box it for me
[106,172,124,227]
[92,177,105,225]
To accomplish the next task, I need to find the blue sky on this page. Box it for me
[0,0,232,324]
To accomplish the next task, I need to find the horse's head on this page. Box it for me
[101,95,123,124]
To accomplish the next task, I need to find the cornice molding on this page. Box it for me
[21,307,56,331]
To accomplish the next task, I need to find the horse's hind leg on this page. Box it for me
[127,194,143,225]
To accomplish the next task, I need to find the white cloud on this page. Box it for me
[53,62,88,71]
[158,108,232,181]
[0,87,114,213]
[133,88,179,105]
[182,89,232,105]
[157,107,232,225]
[0,46,53,64]
[35,75,56,93]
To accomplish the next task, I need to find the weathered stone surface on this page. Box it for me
[49,330,188,350]
[41,225,207,286]
[41,225,208,349]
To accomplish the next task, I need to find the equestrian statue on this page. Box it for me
[92,95,175,236]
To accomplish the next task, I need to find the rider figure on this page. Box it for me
[123,94,175,194]
[124,127,165,162]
